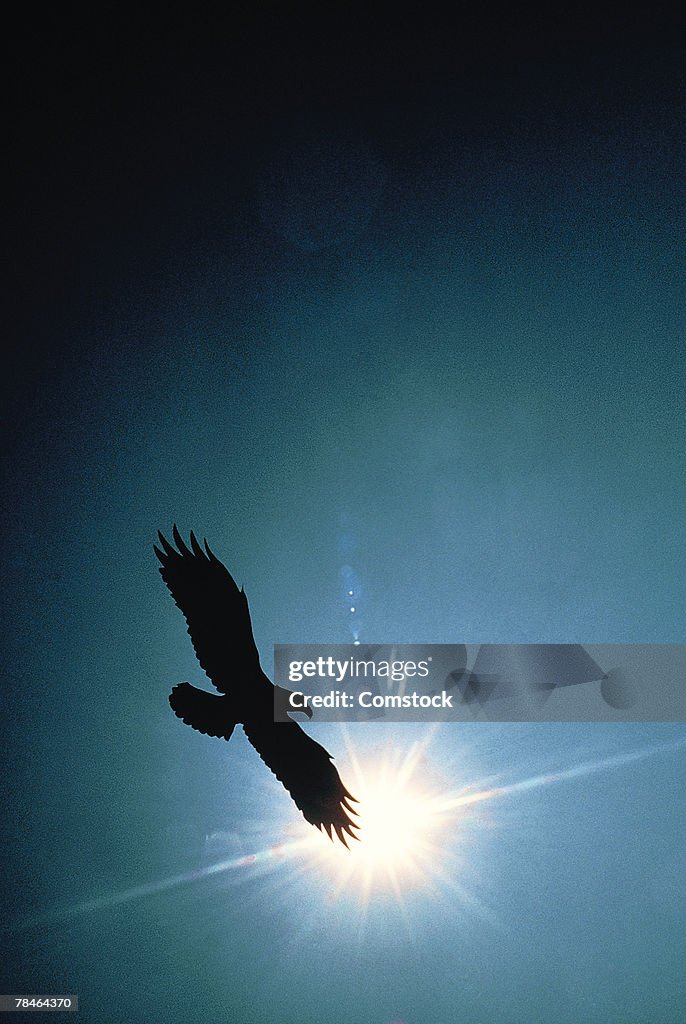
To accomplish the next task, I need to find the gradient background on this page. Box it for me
[3,9,685,1023]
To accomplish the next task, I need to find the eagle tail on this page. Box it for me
[169,683,236,741]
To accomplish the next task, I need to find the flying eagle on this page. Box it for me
[155,526,358,846]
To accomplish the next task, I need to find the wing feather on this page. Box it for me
[155,527,260,694]
[242,720,359,845]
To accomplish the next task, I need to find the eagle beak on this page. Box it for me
[275,686,314,721]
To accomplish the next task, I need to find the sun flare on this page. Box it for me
[305,731,465,905]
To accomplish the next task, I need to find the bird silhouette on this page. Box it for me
[155,526,358,845]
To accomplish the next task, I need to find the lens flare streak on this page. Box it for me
[8,735,685,932]
[5,838,313,934]
[297,732,686,909]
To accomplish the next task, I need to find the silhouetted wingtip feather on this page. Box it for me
[343,797,360,816]
[189,531,205,558]
[341,821,359,848]
[334,824,349,848]
[153,544,166,563]
[157,531,176,558]
[172,524,192,556]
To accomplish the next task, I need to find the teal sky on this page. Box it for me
[3,11,685,1023]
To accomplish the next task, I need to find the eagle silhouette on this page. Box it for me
[155,526,358,845]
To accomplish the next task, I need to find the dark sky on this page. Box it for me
[3,9,686,1024]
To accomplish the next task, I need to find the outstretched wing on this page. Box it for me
[155,526,260,694]
[242,720,359,846]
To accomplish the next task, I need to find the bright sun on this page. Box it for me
[24,730,684,935]
[305,731,463,904]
